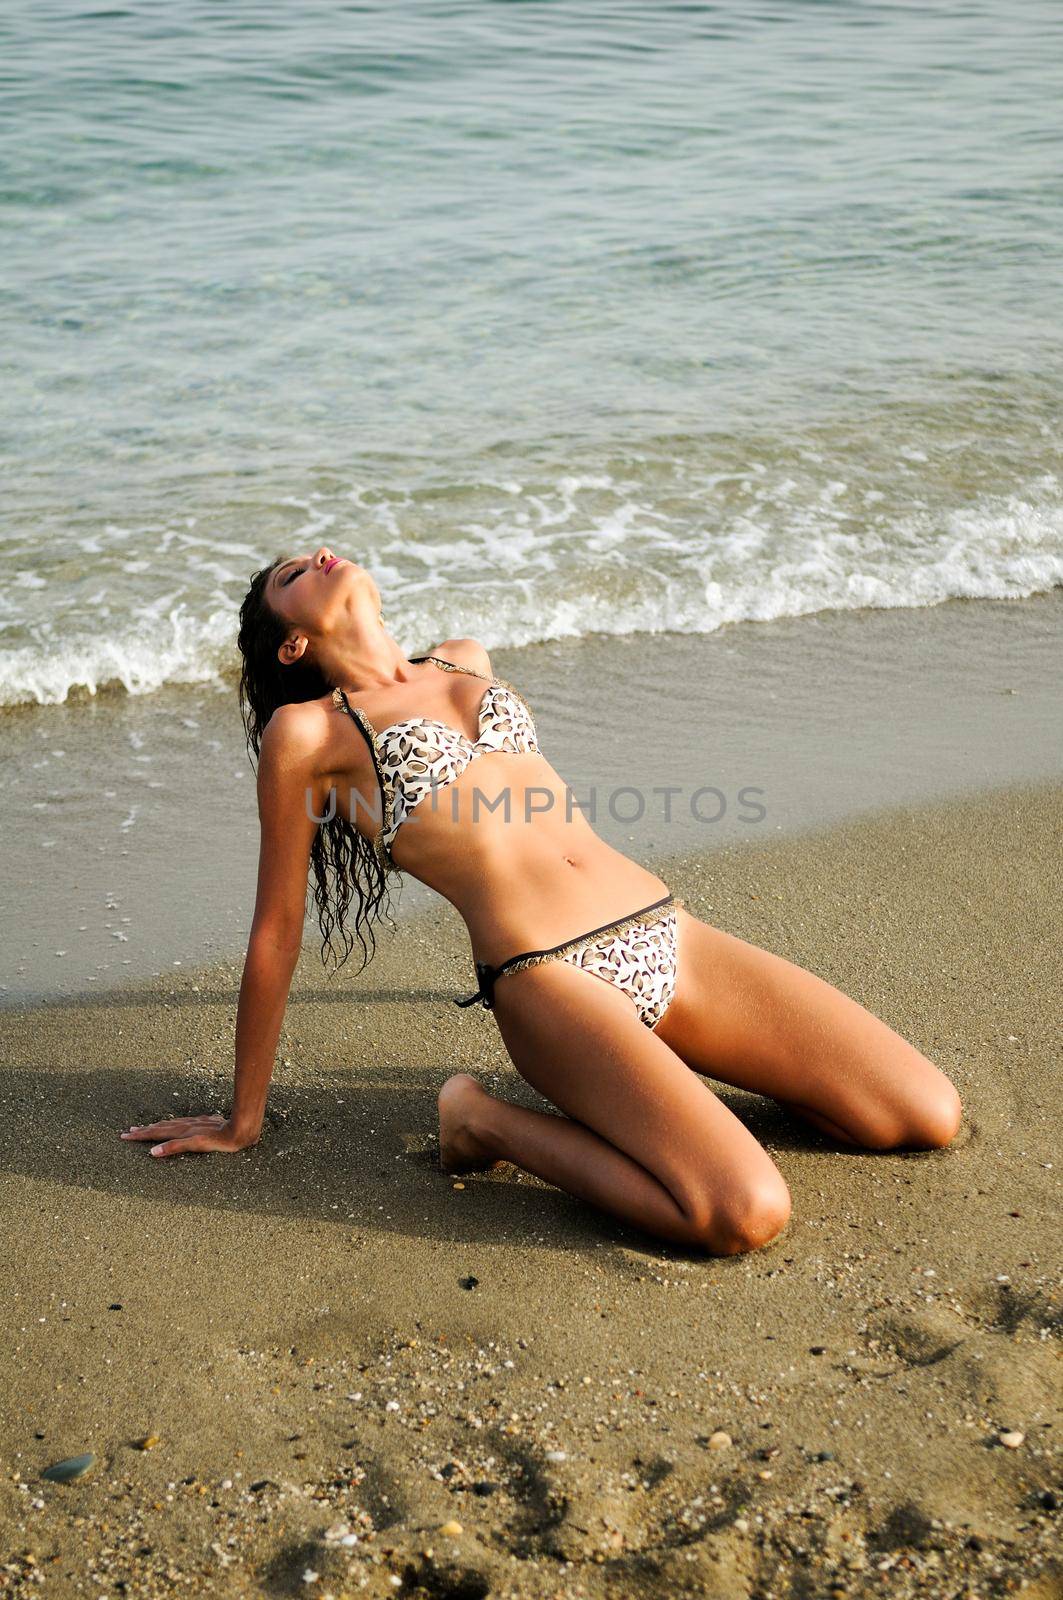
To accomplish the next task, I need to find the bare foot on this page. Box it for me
[437,1073,505,1175]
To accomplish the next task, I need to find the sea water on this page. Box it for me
[4,2,1062,999]
[2,0,1061,707]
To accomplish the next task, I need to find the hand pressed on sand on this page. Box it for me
[120,1112,257,1158]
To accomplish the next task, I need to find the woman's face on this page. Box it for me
[268,545,380,662]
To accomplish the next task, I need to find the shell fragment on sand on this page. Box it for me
[41,1452,95,1483]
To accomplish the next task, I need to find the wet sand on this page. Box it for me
[5,588,1062,1007]
[1,779,1059,1598]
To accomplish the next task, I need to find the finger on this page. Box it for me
[149,1137,202,1157]
[122,1115,225,1140]
[122,1124,190,1140]
[150,1133,227,1158]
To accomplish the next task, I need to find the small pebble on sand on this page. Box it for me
[708,1431,732,1450]
[998,1430,1024,1448]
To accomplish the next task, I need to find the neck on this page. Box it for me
[325,626,417,693]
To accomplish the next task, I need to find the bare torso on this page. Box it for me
[306,660,669,965]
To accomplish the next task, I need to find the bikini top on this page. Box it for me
[332,654,541,871]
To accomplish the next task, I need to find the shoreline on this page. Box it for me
[5,588,1062,1008]
[1,776,1059,1597]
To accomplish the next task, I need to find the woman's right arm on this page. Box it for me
[121,707,326,1158]
[228,707,325,1142]
[227,925,303,1145]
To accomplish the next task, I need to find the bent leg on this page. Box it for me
[443,957,793,1256]
[654,909,963,1151]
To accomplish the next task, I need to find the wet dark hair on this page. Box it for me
[236,555,396,976]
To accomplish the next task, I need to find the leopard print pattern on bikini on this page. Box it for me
[497,897,683,1031]
[332,657,540,873]
[560,906,681,1030]
[376,681,539,851]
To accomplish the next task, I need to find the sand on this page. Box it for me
[1,779,1059,1598]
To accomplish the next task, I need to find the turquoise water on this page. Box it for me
[2,1,1061,704]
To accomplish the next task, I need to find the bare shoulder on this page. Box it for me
[425,637,494,677]
[259,697,331,772]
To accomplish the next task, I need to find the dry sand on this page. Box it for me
[1,780,1059,1598]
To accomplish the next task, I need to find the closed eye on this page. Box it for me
[283,565,306,586]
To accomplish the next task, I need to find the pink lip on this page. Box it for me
[324,556,344,574]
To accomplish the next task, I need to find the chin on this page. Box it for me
[341,562,381,615]
[332,560,366,591]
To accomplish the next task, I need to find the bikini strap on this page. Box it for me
[332,684,381,750]
[331,686,395,871]
[493,893,675,978]
[411,653,493,684]
[455,892,678,1012]
[412,653,538,720]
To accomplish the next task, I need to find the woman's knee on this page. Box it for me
[685,1175,793,1257]
[861,1077,964,1150]
[898,1080,964,1149]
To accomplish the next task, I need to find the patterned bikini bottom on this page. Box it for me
[454,891,683,1031]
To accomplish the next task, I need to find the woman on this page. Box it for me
[121,547,963,1254]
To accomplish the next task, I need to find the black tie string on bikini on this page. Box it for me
[454,962,498,1010]
[453,893,676,1013]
